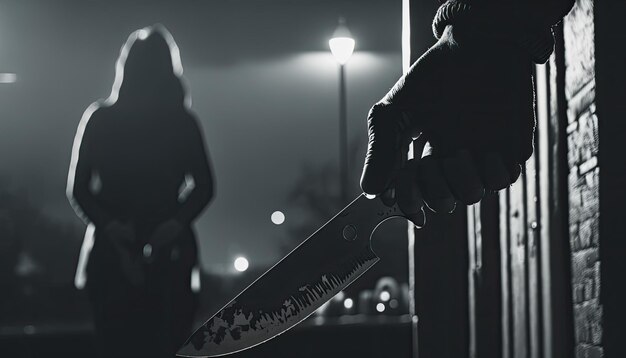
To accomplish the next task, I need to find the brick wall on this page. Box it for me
[563,0,603,356]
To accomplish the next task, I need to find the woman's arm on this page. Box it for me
[150,113,213,250]
[67,105,113,228]
[175,114,214,225]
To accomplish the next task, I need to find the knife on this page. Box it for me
[177,193,407,357]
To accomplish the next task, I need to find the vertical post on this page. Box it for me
[406,1,468,358]
[500,190,512,358]
[536,31,576,358]
[468,195,503,358]
[402,1,418,356]
[338,64,348,204]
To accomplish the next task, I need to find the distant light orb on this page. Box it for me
[343,298,354,309]
[0,73,17,84]
[376,303,386,313]
[389,299,399,309]
[380,290,391,302]
[271,211,285,225]
[234,257,249,272]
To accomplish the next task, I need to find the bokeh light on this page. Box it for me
[343,298,354,309]
[234,257,249,272]
[271,211,285,225]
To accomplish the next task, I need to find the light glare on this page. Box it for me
[234,257,249,272]
[343,298,354,309]
[376,303,386,313]
[0,73,17,83]
[380,290,391,302]
[271,211,285,225]
[329,38,355,65]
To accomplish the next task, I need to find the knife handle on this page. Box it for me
[377,136,427,227]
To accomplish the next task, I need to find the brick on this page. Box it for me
[567,108,599,170]
[577,344,605,358]
[579,111,599,159]
[573,283,584,304]
[579,156,597,175]
[564,0,596,99]
[567,120,579,134]
[567,82,596,124]
[587,345,604,358]
[570,222,581,251]
[574,306,587,342]
[568,130,581,168]
[591,304,603,345]
[579,218,593,249]
[569,171,582,221]
[589,214,600,247]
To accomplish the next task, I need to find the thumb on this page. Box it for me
[360,104,414,196]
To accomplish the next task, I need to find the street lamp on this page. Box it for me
[329,17,355,204]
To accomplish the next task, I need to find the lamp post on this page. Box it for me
[329,17,355,204]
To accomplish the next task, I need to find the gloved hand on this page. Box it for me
[103,220,135,246]
[360,25,534,226]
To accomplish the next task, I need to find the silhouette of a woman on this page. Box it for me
[67,25,213,357]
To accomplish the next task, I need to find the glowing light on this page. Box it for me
[380,290,391,302]
[376,303,386,313]
[271,211,285,225]
[0,73,17,83]
[329,38,355,65]
[316,300,331,315]
[191,267,201,293]
[142,243,153,258]
[234,257,249,272]
[23,325,36,335]
[343,298,354,309]
[329,18,355,65]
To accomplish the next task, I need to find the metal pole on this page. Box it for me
[339,63,348,204]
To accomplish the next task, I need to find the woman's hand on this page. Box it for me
[150,219,184,250]
[102,220,143,286]
[103,220,135,246]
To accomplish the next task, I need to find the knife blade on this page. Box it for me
[177,194,406,357]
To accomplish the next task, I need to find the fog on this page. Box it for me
[0,0,402,273]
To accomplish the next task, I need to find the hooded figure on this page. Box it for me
[67,25,213,357]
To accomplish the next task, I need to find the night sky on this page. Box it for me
[0,0,411,274]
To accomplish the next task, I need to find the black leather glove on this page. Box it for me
[361,25,532,226]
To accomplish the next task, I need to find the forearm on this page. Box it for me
[175,176,213,225]
[68,186,113,228]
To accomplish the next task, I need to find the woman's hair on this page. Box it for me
[108,24,190,109]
